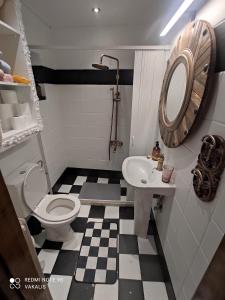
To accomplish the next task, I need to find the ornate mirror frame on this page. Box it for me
[159,20,216,148]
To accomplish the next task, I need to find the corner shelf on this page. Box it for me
[0,0,43,153]
[2,123,36,139]
[1,123,40,152]
[0,19,20,36]
[0,81,30,90]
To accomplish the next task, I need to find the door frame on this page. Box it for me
[0,170,52,300]
[193,234,225,300]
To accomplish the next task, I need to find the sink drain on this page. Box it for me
[141,179,147,184]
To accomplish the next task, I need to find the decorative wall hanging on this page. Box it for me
[191,135,225,202]
[159,20,216,148]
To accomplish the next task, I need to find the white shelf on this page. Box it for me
[0,81,30,90]
[2,123,37,139]
[0,0,42,152]
[0,19,20,35]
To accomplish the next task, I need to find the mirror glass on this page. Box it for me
[166,63,187,122]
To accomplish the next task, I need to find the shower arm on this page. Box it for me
[100,54,120,97]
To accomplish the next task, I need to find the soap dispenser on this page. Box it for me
[152,141,161,161]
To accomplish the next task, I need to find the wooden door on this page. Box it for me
[193,234,225,300]
[0,171,52,300]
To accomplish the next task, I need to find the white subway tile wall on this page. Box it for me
[157,71,225,299]
[59,85,132,170]
[39,85,68,186]
[0,83,132,188]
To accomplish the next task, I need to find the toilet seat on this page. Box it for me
[22,164,80,223]
[34,194,80,222]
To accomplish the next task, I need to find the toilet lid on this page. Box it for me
[23,164,48,211]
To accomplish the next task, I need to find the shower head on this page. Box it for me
[92,54,120,94]
[92,63,109,70]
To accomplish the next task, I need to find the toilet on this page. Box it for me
[7,163,81,242]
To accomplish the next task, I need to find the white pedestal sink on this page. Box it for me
[122,156,175,238]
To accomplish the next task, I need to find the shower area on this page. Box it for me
[92,54,123,160]
[31,48,134,202]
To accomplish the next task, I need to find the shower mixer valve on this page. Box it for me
[114,93,121,102]
[110,87,121,102]
[110,140,123,152]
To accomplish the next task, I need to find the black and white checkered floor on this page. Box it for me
[34,205,171,300]
[75,220,118,284]
[52,168,128,202]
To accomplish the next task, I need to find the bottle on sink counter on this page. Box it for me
[156,154,164,171]
[152,141,161,161]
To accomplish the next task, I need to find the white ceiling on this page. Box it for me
[22,0,202,29]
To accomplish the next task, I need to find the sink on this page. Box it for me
[122,156,156,187]
[122,156,175,238]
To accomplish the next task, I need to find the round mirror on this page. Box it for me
[166,63,187,122]
[159,20,216,148]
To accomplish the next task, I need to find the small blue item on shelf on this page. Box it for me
[0,59,11,74]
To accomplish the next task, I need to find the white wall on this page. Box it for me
[157,74,225,300]
[33,48,134,172]
[57,84,132,170]
[21,3,56,68]
[0,136,42,178]
[151,1,225,299]
[39,85,67,186]
[21,4,50,46]
[0,91,66,187]
[27,82,132,174]
[3,82,130,184]
[129,50,169,156]
[197,0,225,26]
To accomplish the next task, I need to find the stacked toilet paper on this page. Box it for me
[0,103,32,131]
[1,90,18,103]
[12,103,32,129]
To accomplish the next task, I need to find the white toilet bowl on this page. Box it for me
[34,194,80,241]
[7,163,81,242]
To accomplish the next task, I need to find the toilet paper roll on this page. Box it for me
[1,118,12,132]
[24,115,33,126]
[15,103,31,116]
[0,104,14,119]
[11,116,26,130]
[1,90,18,104]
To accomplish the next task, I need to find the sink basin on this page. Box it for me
[122,156,176,238]
[122,156,156,187]
[122,156,175,194]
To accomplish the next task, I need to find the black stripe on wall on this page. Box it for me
[215,20,225,73]
[32,66,134,85]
